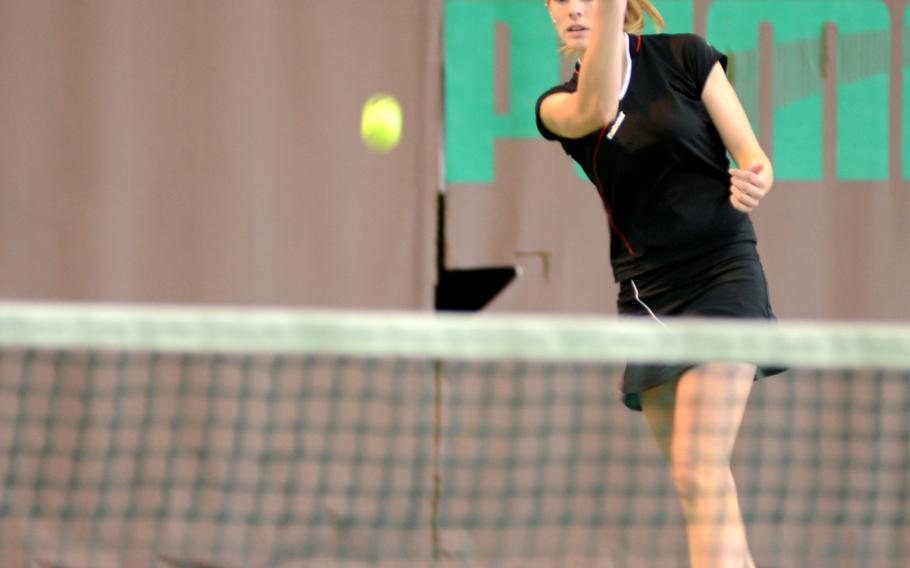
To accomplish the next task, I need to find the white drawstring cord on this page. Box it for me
[630,279,668,329]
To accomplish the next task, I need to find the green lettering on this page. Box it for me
[444,0,557,183]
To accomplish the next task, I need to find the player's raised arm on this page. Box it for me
[539,0,628,139]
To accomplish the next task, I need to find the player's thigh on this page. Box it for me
[640,378,679,461]
[672,363,756,466]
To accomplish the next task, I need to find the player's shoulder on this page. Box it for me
[538,83,574,107]
[640,33,716,72]
[538,65,579,101]
[642,32,708,52]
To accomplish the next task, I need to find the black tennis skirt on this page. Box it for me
[616,241,786,411]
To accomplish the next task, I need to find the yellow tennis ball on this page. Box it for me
[361,94,402,153]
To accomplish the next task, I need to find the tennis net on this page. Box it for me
[0,302,907,567]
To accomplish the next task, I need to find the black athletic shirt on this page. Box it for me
[536,33,757,282]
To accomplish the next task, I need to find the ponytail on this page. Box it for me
[625,0,664,34]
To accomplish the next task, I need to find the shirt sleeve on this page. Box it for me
[682,34,728,97]
[535,85,573,141]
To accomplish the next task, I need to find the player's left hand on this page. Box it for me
[728,163,768,213]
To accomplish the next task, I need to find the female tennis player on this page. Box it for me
[536,1,783,566]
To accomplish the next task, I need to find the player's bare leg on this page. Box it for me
[641,363,756,568]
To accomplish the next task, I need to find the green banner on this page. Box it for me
[444,0,892,184]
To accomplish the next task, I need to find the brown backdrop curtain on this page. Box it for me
[0,0,439,309]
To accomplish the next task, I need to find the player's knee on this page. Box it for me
[670,463,734,505]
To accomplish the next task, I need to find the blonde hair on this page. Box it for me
[548,0,665,55]
[625,0,664,34]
